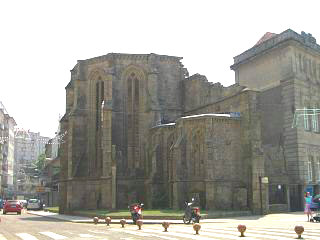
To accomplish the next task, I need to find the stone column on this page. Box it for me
[65,115,74,211]
[205,182,215,209]
[111,145,117,209]
[248,92,268,214]
[58,118,68,213]
[67,116,74,180]
[286,185,291,211]
[100,102,113,209]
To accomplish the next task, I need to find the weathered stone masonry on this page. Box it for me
[60,29,320,214]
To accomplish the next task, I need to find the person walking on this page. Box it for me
[305,192,313,221]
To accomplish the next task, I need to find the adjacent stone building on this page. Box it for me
[60,29,320,214]
[230,30,320,212]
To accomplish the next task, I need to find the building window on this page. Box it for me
[312,108,319,132]
[304,107,311,131]
[317,157,320,182]
[308,156,313,182]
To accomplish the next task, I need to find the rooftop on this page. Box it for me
[231,29,320,69]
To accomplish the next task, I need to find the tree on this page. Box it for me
[35,154,46,171]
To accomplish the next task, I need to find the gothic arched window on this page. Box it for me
[127,72,140,169]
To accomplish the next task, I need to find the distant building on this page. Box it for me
[14,129,49,197]
[0,101,16,199]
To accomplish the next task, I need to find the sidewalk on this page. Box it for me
[27,210,252,224]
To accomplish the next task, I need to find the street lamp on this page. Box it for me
[259,176,269,215]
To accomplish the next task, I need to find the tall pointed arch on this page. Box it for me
[122,65,146,171]
[88,68,112,176]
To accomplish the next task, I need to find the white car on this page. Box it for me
[27,199,42,210]
[19,200,27,208]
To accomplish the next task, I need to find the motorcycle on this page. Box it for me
[128,203,144,224]
[183,198,201,224]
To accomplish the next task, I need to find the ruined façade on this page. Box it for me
[59,29,320,214]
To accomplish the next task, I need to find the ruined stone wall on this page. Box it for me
[145,124,175,208]
[183,74,245,112]
[147,115,246,210]
[259,86,289,184]
[184,90,267,213]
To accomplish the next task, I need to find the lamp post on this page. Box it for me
[259,176,263,215]
[259,176,268,215]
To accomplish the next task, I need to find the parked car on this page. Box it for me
[0,199,3,209]
[27,199,43,210]
[3,200,23,214]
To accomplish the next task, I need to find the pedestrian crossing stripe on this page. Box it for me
[198,226,320,238]
[142,227,249,240]
[211,227,320,238]
[15,233,38,240]
[110,228,178,240]
[0,234,7,240]
[0,226,319,240]
[79,233,98,238]
[111,226,320,240]
[39,232,67,239]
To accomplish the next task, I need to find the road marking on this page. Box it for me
[169,227,320,240]
[199,227,318,240]
[39,232,67,239]
[143,227,251,240]
[0,234,7,240]
[110,228,180,240]
[88,230,110,234]
[79,233,98,238]
[15,233,38,240]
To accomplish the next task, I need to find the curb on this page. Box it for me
[27,210,253,224]
[27,211,185,224]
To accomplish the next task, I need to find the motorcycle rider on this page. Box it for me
[128,202,144,224]
[183,198,200,224]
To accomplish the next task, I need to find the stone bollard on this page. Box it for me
[93,217,99,225]
[294,226,304,239]
[105,216,111,226]
[162,222,170,232]
[120,219,126,228]
[136,219,143,230]
[193,223,201,235]
[237,224,246,237]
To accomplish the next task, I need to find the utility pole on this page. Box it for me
[259,176,263,215]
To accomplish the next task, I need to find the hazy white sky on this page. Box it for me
[1,0,319,138]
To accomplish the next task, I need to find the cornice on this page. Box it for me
[82,53,183,65]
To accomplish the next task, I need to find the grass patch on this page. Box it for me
[45,206,59,213]
[47,207,208,218]
[73,209,205,217]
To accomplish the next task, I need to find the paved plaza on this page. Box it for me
[1,210,320,239]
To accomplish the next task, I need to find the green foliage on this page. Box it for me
[35,153,46,171]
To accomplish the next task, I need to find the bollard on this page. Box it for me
[93,217,99,225]
[136,219,143,230]
[294,226,304,239]
[193,223,201,235]
[162,222,170,232]
[237,224,246,237]
[120,219,126,228]
[105,216,111,226]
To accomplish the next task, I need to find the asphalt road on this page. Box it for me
[2,210,320,239]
